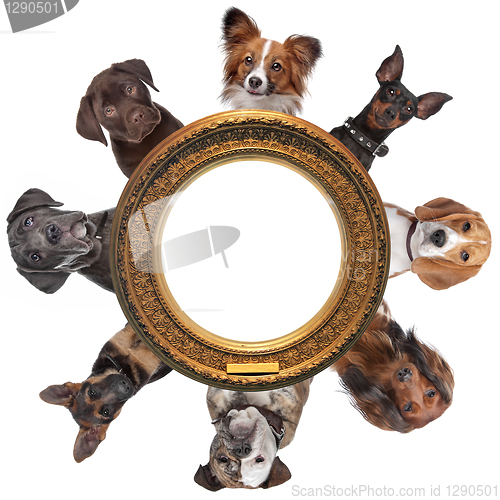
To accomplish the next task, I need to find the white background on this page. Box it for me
[1,1,498,498]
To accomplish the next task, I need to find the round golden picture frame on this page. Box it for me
[111,110,389,391]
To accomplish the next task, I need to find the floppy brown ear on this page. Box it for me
[416,92,452,120]
[414,197,483,222]
[76,95,108,146]
[411,257,481,290]
[74,425,109,463]
[17,268,70,294]
[194,463,225,491]
[7,188,63,225]
[376,45,404,82]
[111,58,159,92]
[39,382,81,406]
[260,456,291,489]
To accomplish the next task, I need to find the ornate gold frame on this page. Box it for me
[111,110,389,390]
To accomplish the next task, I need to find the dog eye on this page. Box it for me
[245,56,253,66]
[88,388,98,398]
[30,252,41,263]
[405,106,413,114]
[461,251,470,262]
[126,86,136,94]
[387,88,395,97]
[463,222,471,232]
[426,390,436,398]
[218,455,228,463]
[272,62,282,71]
[256,457,265,463]
[105,107,114,116]
[101,407,111,417]
[24,217,34,227]
[403,403,412,412]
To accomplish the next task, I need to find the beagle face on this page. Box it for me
[390,362,446,429]
[414,218,491,266]
[408,197,492,290]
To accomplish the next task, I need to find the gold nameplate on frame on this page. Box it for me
[226,363,280,375]
[111,110,389,391]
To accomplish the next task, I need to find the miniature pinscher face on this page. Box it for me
[70,373,134,427]
[368,81,419,130]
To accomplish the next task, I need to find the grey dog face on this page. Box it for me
[7,188,100,293]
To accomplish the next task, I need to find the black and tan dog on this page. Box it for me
[77,58,184,178]
[7,188,114,293]
[40,323,172,462]
[195,380,312,490]
[329,45,452,171]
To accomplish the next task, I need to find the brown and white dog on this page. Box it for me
[332,301,454,432]
[384,197,491,290]
[220,7,322,115]
[195,380,312,490]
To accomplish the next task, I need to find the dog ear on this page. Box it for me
[283,35,323,93]
[7,188,63,225]
[260,456,291,489]
[39,382,81,406]
[111,58,159,92]
[17,268,70,294]
[414,197,483,222]
[73,425,109,463]
[416,92,452,120]
[339,368,412,433]
[194,463,225,491]
[76,95,108,146]
[411,257,482,290]
[222,7,261,46]
[376,45,404,82]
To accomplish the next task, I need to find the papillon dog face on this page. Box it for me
[221,8,322,115]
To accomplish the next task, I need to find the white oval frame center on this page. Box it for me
[160,160,342,342]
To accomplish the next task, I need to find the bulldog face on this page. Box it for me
[208,406,279,489]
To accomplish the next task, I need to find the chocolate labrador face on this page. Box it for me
[77,60,161,145]
[76,58,184,178]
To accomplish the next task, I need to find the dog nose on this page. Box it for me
[130,110,145,123]
[117,379,131,395]
[385,107,396,120]
[233,442,252,458]
[397,367,413,382]
[248,77,262,90]
[430,229,446,247]
[46,224,61,244]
